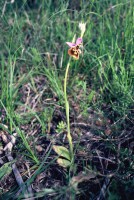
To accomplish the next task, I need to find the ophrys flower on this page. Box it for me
[66,38,82,60]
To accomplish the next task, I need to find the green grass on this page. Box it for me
[0,0,133,199]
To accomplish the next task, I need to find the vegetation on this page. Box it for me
[0,0,133,199]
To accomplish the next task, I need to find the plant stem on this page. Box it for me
[64,58,73,162]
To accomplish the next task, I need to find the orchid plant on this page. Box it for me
[53,23,86,168]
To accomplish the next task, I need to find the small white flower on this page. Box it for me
[79,22,86,38]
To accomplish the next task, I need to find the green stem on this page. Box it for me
[64,58,73,162]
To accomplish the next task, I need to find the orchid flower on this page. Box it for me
[66,38,83,60]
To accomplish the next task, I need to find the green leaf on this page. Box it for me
[31,48,41,63]
[88,90,95,103]
[0,162,12,180]
[53,145,71,161]
[57,158,71,168]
